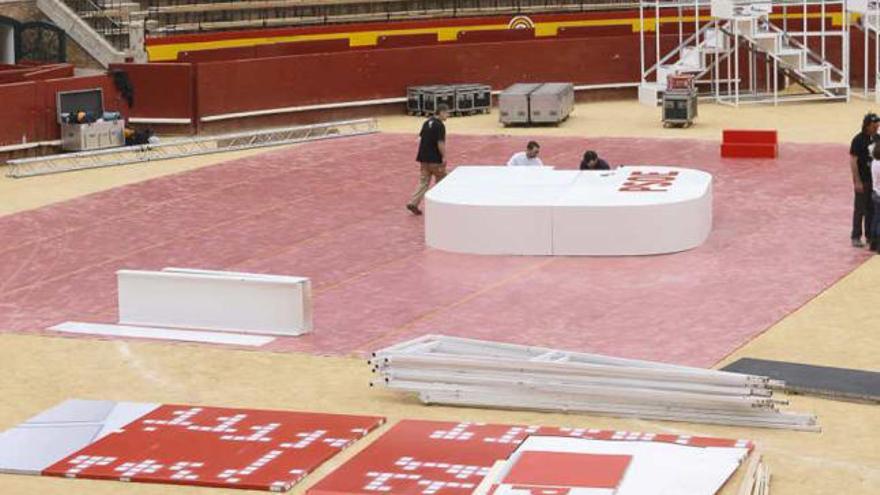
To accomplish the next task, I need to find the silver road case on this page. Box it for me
[499,83,541,125]
[528,82,574,124]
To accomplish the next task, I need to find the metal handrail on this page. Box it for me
[762,19,847,80]
[643,22,718,77]
[62,0,130,51]
[718,21,838,97]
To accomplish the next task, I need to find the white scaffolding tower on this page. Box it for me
[851,0,880,100]
[639,0,850,106]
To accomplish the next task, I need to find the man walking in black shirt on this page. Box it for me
[849,113,880,247]
[407,104,449,215]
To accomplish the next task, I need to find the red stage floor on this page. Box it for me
[0,133,867,366]
[307,419,751,495]
[41,404,383,491]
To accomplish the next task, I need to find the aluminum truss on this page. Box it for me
[6,118,378,178]
[370,334,820,431]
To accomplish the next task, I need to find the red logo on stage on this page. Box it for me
[619,171,679,192]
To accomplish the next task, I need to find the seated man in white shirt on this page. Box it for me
[507,141,544,167]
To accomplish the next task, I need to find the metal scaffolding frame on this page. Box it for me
[851,0,880,100]
[6,118,378,178]
[639,0,850,106]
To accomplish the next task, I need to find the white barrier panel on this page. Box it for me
[425,166,712,256]
[117,268,312,336]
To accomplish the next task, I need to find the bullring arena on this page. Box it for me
[0,1,879,494]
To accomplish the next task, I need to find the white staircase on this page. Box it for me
[730,15,848,98]
[639,24,730,105]
[639,0,849,106]
[36,0,147,67]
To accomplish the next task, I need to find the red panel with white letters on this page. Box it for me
[43,404,385,492]
[307,420,753,495]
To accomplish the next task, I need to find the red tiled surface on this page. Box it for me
[43,405,384,492]
[307,420,750,495]
[0,133,867,366]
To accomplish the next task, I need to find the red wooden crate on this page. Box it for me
[722,129,778,145]
[721,143,777,159]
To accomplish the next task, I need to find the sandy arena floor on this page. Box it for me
[1,99,879,495]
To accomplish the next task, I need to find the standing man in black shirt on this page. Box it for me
[849,113,880,247]
[407,104,449,215]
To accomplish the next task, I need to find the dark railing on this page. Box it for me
[142,0,639,36]
[62,0,131,51]
[64,0,639,43]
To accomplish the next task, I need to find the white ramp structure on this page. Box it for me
[117,268,312,336]
[425,166,712,256]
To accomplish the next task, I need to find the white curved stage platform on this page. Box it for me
[425,166,712,256]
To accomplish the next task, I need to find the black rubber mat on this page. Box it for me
[722,358,880,403]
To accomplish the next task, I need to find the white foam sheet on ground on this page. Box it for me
[425,166,713,256]
[488,436,748,495]
[117,268,312,336]
[50,321,276,347]
[0,399,159,475]
[0,425,102,475]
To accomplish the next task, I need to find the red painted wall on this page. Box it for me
[256,38,355,57]
[0,64,74,84]
[0,74,128,146]
[178,45,258,63]
[178,39,364,63]
[110,63,194,124]
[195,35,646,117]
[377,33,439,48]
[456,28,535,43]
[0,82,39,145]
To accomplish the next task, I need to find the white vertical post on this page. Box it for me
[774,57,779,105]
[656,0,661,82]
[714,20,720,101]
[640,1,646,82]
[784,4,788,33]
[803,0,808,47]
[679,5,684,46]
[821,0,827,60]
[750,47,755,95]
[845,0,850,100]
[735,20,740,105]
[867,8,871,97]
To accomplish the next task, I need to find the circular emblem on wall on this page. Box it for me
[507,15,535,30]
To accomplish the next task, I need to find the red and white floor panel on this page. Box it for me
[0,399,384,492]
[308,420,752,495]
